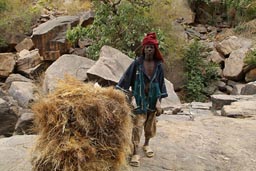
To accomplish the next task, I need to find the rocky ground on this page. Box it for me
[132,112,256,171]
[1,107,256,171]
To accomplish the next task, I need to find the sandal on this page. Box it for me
[129,154,140,167]
[143,145,154,158]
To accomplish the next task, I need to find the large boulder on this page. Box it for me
[8,82,38,108]
[223,48,249,81]
[87,45,133,85]
[216,36,241,55]
[32,12,94,60]
[43,54,95,93]
[0,53,16,78]
[162,79,181,109]
[0,135,35,171]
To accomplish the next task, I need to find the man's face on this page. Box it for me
[144,44,155,61]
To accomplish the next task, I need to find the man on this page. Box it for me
[116,32,168,167]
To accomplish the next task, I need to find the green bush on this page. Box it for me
[183,40,218,102]
[66,0,167,60]
[244,49,256,66]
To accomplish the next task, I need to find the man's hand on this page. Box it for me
[155,99,163,116]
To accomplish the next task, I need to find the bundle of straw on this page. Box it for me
[32,77,132,171]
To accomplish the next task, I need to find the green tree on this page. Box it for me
[66,0,167,60]
[183,40,218,102]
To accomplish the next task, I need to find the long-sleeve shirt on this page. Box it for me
[116,56,168,114]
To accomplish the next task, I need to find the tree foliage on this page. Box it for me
[183,40,218,102]
[66,0,167,60]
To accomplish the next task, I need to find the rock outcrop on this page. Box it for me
[43,54,95,93]
[0,53,16,78]
[32,12,94,61]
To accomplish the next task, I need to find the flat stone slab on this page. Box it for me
[0,135,35,171]
[222,100,256,117]
[211,94,256,110]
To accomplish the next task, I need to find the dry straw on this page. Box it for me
[32,76,132,171]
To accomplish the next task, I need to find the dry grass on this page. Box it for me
[32,76,132,171]
[234,19,256,38]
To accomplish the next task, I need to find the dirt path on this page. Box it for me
[131,113,256,171]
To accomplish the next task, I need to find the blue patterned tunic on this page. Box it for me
[116,57,168,114]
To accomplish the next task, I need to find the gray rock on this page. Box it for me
[4,74,33,90]
[217,80,226,91]
[207,50,224,64]
[15,112,34,135]
[43,54,95,93]
[223,48,249,81]
[0,53,16,78]
[241,81,256,95]
[0,135,35,171]
[0,98,18,136]
[195,25,207,34]
[2,115,256,171]
[16,49,42,72]
[231,83,245,95]
[213,90,226,95]
[15,38,34,52]
[18,62,51,79]
[171,0,195,24]
[222,100,256,117]
[226,85,233,94]
[87,45,133,85]
[211,94,255,110]
[32,12,94,60]
[161,79,181,110]
[239,37,253,49]
[8,82,38,108]
[185,28,201,39]
[216,36,242,55]
[191,102,212,110]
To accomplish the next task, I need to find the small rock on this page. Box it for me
[15,38,34,52]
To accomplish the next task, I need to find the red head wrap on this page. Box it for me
[142,32,164,62]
